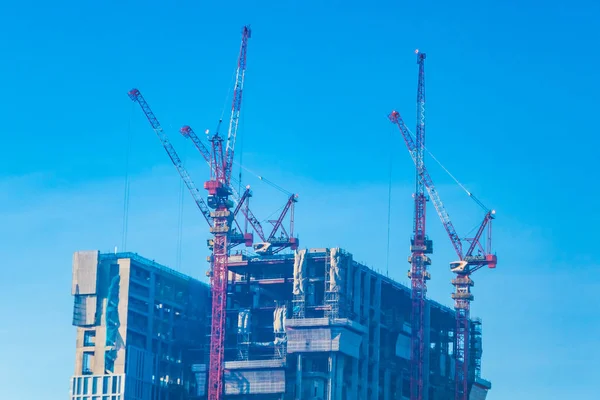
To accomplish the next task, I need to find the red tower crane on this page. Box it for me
[389,66,497,399]
[130,26,251,400]
[202,25,251,400]
[398,50,431,400]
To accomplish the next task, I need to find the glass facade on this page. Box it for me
[71,374,124,400]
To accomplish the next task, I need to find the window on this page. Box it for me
[82,352,93,375]
[130,282,149,297]
[84,331,96,347]
[83,377,89,394]
[103,377,109,394]
[92,377,99,394]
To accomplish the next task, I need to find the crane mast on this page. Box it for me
[204,25,251,400]
[409,51,430,400]
[450,211,495,400]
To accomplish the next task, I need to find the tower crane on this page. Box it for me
[398,50,431,400]
[129,26,251,400]
[130,26,298,399]
[389,68,497,399]
[180,125,299,254]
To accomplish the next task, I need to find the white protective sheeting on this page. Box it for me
[469,384,489,400]
[237,309,251,334]
[329,247,342,292]
[224,369,285,395]
[273,305,287,333]
[71,250,99,295]
[292,249,307,295]
[395,333,411,360]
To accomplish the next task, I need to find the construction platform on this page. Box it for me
[69,249,491,400]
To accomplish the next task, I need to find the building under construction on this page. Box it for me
[69,248,491,400]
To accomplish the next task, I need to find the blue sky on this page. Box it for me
[1,0,599,398]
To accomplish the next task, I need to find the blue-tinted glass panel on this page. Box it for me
[102,376,109,394]
[84,331,96,346]
[92,377,99,394]
[82,352,93,375]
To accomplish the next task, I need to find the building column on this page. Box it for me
[383,368,391,400]
[335,355,345,400]
[371,276,381,400]
[296,354,303,400]
[361,272,371,400]
[328,354,336,400]
[424,302,431,400]
[353,265,361,318]
[351,358,359,400]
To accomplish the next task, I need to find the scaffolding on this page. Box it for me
[292,249,307,319]
[324,248,341,320]
[237,309,251,361]
[472,318,483,379]
[273,304,287,361]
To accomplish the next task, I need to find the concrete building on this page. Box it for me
[69,248,491,399]
[69,251,210,400]
[223,247,492,400]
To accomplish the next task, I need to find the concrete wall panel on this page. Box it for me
[72,251,99,295]
[224,369,285,395]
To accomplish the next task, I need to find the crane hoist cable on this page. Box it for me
[404,125,489,212]
[121,102,135,252]
[386,127,393,277]
[232,162,293,196]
